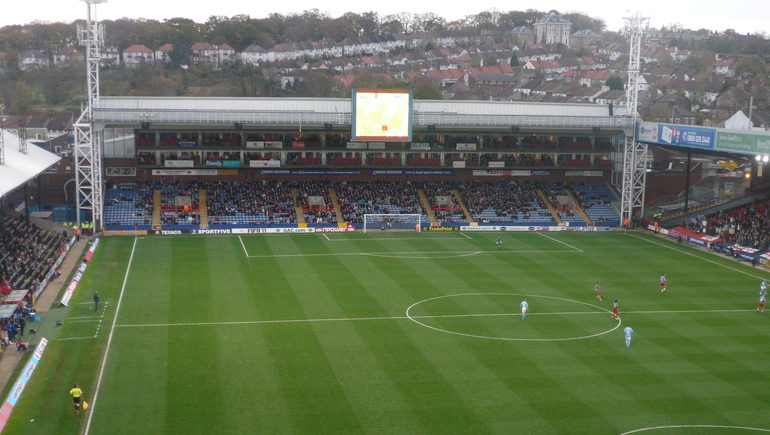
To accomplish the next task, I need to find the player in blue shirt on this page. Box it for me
[595,282,602,301]
[521,299,528,319]
[761,280,768,296]
[660,274,666,292]
[624,324,633,348]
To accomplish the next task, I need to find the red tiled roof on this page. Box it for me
[124,44,153,53]
[191,42,216,50]
[157,44,173,51]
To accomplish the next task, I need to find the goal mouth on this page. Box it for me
[363,214,423,233]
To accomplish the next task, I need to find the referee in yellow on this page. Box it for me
[69,384,83,414]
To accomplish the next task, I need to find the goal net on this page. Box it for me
[363,214,422,233]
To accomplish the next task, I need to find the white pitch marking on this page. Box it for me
[406,293,620,342]
[84,236,138,435]
[112,307,755,330]
[68,319,103,323]
[360,251,481,259]
[459,232,472,240]
[323,234,331,241]
[238,235,249,257]
[247,250,579,259]
[627,233,770,281]
[324,236,469,242]
[537,233,584,252]
[619,425,770,434]
[58,336,97,341]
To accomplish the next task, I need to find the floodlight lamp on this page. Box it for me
[756,155,762,161]
[764,155,769,163]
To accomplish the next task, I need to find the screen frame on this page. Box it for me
[351,88,413,142]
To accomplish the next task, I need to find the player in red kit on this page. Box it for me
[612,299,619,320]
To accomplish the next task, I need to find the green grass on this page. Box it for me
[5,231,770,434]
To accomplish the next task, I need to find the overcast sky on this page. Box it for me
[1,0,768,36]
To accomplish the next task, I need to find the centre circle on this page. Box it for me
[405,293,621,341]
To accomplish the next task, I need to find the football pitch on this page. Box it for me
[6,231,770,435]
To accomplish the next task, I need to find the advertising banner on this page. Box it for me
[191,228,232,235]
[314,227,356,233]
[472,170,536,176]
[716,131,770,154]
[262,169,360,176]
[457,143,477,151]
[165,160,194,168]
[178,141,197,148]
[249,160,280,168]
[265,141,283,149]
[460,226,543,231]
[292,141,305,149]
[232,228,316,234]
[152,169,218,176]
[453,161,466,168]
[61,238,100,306]
[0,338,49,432]
[531,170,550,176]
[205,160,223,167]
[246,141,265,149]
[347,142,367,150]
[222,160,240,168]
[565,170,604,177]
[368,142,386,150]
[411,143,430,150]
[637,122,659,142]
[658,124,715,148]
[369,170,455,176]
[424,226,460,231]
[489,162,505,168]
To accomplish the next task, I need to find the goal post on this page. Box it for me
[363,214,422,233]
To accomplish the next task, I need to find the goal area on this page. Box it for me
[363,214,422,233]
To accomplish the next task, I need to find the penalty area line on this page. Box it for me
[245,249,580,259]
[537,233,583,252]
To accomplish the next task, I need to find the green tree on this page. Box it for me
[510,51,519,67]
[42,68,72,105]
[413,81,443,100]
[170,32,193,68]
[736,56,767,80]
[606,76,623,90]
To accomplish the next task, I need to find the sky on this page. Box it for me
[1,0,768,36]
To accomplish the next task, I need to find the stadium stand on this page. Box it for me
[206,180,295,225]
[104,180,155,226]
[458,180,554,223]
[0,213,64,291]
[296,181,337,224]
[335,180,427,223]
[571,183,620,223]
[705,199,770,248]
[540,182,584,223]
[422,181,466,223]
[160,179,202,226]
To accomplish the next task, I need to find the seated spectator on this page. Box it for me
[17,338,26,352]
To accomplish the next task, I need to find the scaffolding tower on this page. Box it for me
[73,0,106,231]
[620,11,650,225]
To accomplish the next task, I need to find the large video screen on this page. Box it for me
[351,88,413,142]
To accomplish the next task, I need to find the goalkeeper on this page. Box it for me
[496,235,502,250]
